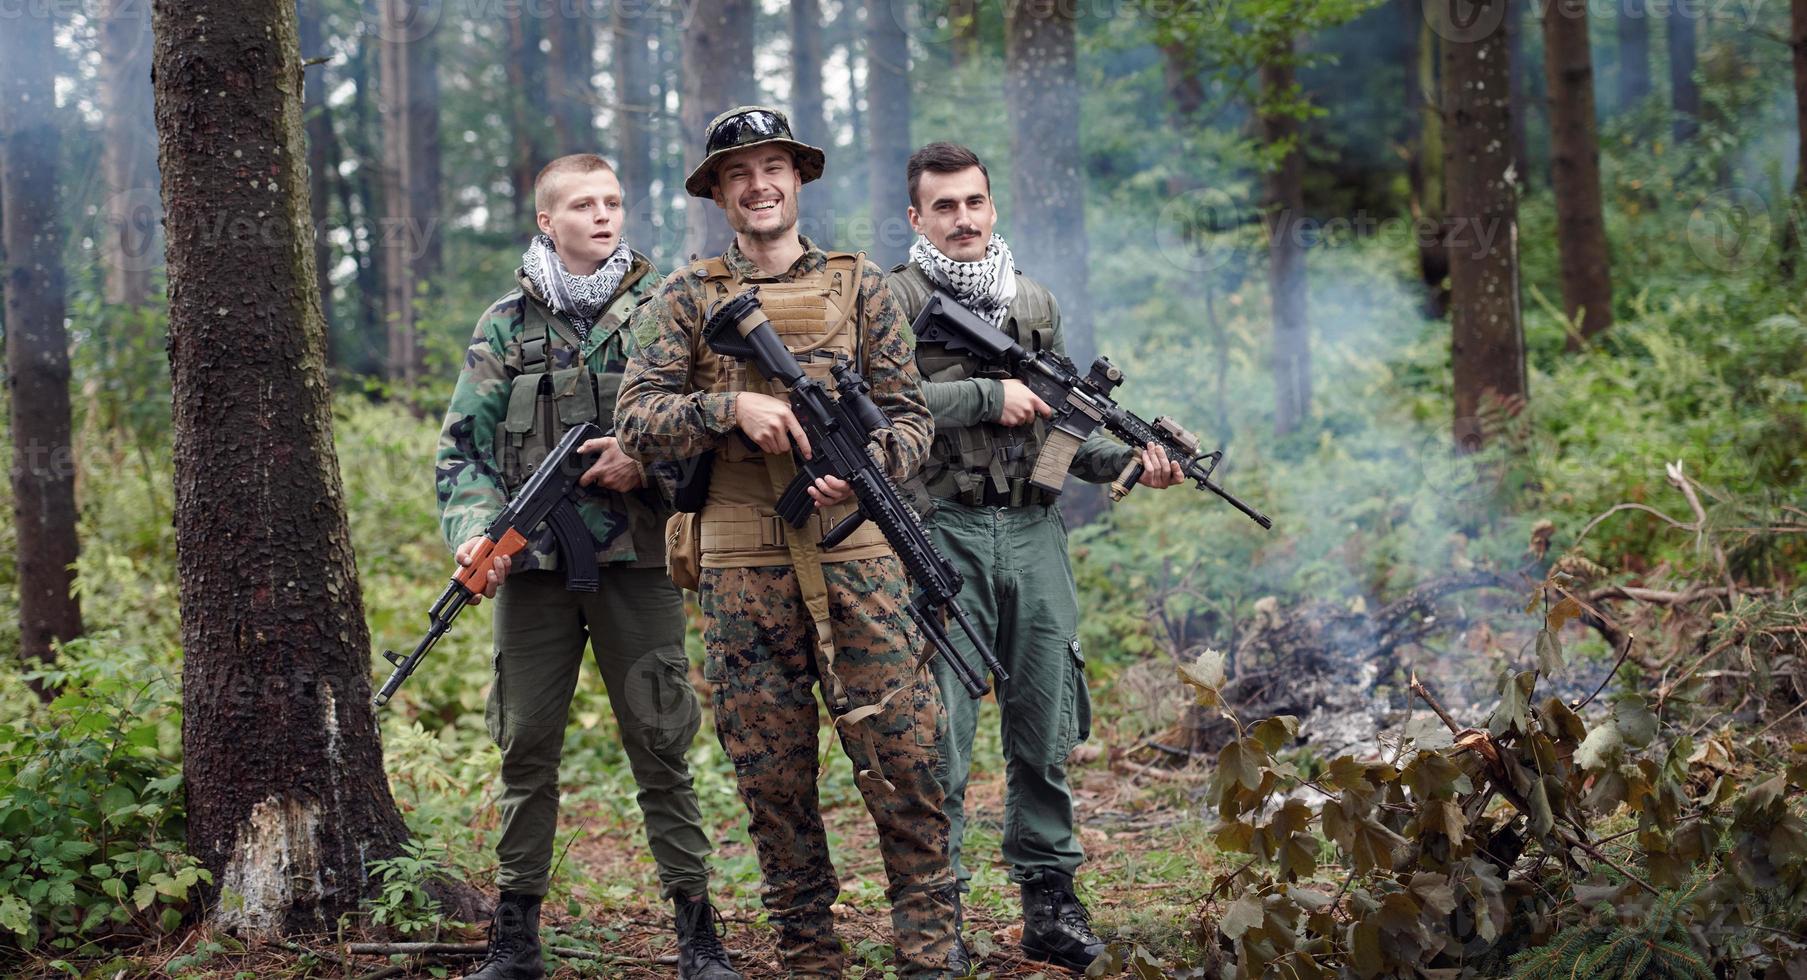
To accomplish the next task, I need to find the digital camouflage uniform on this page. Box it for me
[886,259,1132,892]
[435,252,715,901]
[615,239,956,978]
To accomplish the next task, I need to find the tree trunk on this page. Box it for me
[152,0,413,932]
[1508,0,1532,189]
[615,1,655,248]
[1619,0,1652,110]
[1261,44,1310,437]
[1004,0,1094,368]
[99,0,161,308]
[1668,0,1700,141]
[1158,40,1206,199]
[682,0,755,260]
[1785,0,1806,272]
[1543,0,1614,348]
[506,6,546,228]
[547,5,595,155]
[3,1,83,690]
[792,0,832,246]
[1439,0,1527,447]
[949,0,980,66]
[866,0,912,266]
[378,0,442,387]
[347,20,386,376]
[299,0,337,367]
[1411,4,1451,317]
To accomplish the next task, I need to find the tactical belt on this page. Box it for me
[956,477,1057,509]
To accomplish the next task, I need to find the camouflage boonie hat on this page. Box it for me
[685,105,827,199]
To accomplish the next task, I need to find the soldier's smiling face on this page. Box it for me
[908,166,995,263]
[713,146,801,243]
[536,169,625,275]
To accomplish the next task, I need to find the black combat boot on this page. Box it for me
[947,887,974,976]
[461,891,544,980]
[1019,872,1106,973]
[673,895,742,979]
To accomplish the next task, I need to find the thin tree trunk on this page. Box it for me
[3,0,83,692]
[506,6,545,228]
[1158,40,1206,198]
[1412,6,1451,317]
[300,0,338,368]
[1261,44,1310,437]
[949,0,980,66]
[1508,0,1532,189]
[841,1,868,228]
[99,0,160,307]
[378,0,442,386]
[1619,0,1652,110]
[792,0,832,246]
[1668,0,1700,141]
[866,0,911,265]
[547,5,595,155]
[1440,0,1527,447]
[1543,0,1614,348]
[615,1,654,248]
[682,0,755,260]
[347,23,386,376]
[1784,0,1806,272]
[152,0,413,930]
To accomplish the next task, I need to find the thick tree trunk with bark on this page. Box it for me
[792,0,832,246]
[1543,0,1614,348]
[151,0,413,931]
[1004,0,1095,368]
[99,0,161,307]
[3,2,83,688]
[547,5,595,155]
[866,0,912,265]
[300,0,337,366]
[1668,0,1700,141]
[506,6,547,228]
[682,0,755,260]
[615,2,655,248]
[378,0,442,386]
[1619,0,1652,110]
[1261,46,1310,437]
[1439,0,1527,446]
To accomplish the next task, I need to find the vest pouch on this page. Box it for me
[550,365,599,438]
[665,512,701,591]
[498,372,550,492]
[593,369,622,434]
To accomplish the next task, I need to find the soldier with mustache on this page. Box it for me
[615,107,958,978]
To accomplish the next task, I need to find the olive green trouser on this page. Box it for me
[924,500,1092,888]
[486,567,710,899]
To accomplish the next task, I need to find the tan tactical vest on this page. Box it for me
[889,260,1060,505]
[686,252,893,568]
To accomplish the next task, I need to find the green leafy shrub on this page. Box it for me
[0,650,204,952]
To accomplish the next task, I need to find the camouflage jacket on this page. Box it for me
[615,238,932,485]
[435,251,668,571]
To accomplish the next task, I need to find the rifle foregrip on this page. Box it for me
[453,527,530,592]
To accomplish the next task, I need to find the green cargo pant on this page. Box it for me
[924,500,1091,888]
[486,566,711,899]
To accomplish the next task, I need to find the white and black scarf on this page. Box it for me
[522,233,633,338]
[910,233,1018,326]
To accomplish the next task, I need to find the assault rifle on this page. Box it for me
[702,290,1006,699]
[373,422,604,706]
[911,291,1273,530]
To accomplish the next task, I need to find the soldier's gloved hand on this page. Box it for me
[455,536,510,604]
[807,473,854,508]
[735,392,813,458]
[996,379,1053,427]
[1137,442,1185,489]
[578,436,646,492]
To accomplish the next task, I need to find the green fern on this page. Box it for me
[1507,879,1712,980]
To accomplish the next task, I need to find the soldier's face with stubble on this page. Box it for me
[536,169,625,275]
[908,166,996,262]
[712,147,802,243]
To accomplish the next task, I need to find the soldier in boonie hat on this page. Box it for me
[684,105,827,199]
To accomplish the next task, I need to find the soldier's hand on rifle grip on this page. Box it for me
[1138,443,1185,489]
[807,473,854,507]
[996,379,1053,427]
[455,536,511,604]
[735,391,813,458]
[577,436,646,492]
